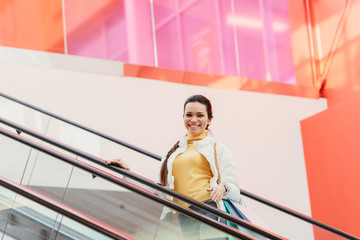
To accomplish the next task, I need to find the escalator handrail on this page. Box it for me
[0,117,285,239]
[0,126,282,240]
[0,91,160,160]
[240,190,360,240]
[0,176,134,240]
[1,116,358,240]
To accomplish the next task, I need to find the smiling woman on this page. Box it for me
[108,94,241,239]
[158,95,241,239]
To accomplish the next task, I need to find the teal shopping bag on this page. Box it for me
[223,200,266,240]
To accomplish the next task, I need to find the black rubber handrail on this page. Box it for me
[0,127,279,240]
[0,116,284,240]
[1,93,358,240]
[0,91,160,160]
[0,177,133,240]
[240,190,359,240]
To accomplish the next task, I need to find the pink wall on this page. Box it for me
[61,0,295,84]
[153,0,295,83]
[64,0,154,65]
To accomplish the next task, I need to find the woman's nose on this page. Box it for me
[190,116,197,122]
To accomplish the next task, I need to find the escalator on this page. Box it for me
[0,91,358,240]
[0,124,278,240]
[0,177,133,240]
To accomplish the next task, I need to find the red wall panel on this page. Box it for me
[301,92,360,238]
[0,0,64,53]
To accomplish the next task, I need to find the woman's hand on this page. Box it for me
[105,158,130,171]
[207,184,226,202]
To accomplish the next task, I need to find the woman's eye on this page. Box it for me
[197,114,204,117]
[186,114,192,117]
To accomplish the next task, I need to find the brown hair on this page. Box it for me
[159,95,213,186]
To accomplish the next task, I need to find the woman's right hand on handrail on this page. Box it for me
[105,158,130,171]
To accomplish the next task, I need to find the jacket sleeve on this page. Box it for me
[216,143,241,202]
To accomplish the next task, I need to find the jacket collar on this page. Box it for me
[178,134,215,148]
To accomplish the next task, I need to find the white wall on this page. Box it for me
[0,48,327,239]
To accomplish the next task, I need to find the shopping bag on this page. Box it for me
[225,199,250,222]
[214,143,271,238]
[229,200,272,232]
[223,200,267,240]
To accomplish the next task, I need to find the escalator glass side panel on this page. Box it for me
[0,118,273,239]
[0,96,50,134]
[0,93,161,181]
[0,134,32,184]
[0,186,114,240]
[0,134,261,240]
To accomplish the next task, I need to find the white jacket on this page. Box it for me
[158,134,241,218]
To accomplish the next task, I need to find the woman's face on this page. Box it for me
[183,102,211,134]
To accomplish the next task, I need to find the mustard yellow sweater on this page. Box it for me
[172,130,213,207]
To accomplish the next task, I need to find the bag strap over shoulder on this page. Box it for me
[215,143,245,205]
[214,143,221,183]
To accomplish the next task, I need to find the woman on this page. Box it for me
[108,95,241,239]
